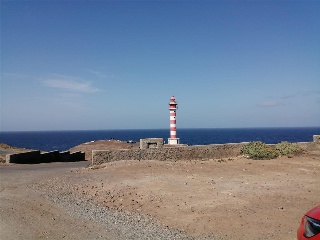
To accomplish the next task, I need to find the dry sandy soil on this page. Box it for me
[69,140,140,160]
[1,141,319,240]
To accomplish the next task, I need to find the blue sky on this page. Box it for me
[1,0,319,131]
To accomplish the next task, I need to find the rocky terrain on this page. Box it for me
[0,143,32,163]
[69,139,140,160]
[1,141,319,239]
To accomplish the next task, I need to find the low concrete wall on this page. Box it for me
[92,143,248,165]
[6,150,41,164]
[6,151,85,164]
[41,151,60,163]
[60,151,71,162]
[69,151,85,162]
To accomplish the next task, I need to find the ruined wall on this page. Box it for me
[140,138,164,149]
[6,151,85,164]
[92,143,247,165]
[92,137,320,165]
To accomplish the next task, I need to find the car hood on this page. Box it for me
[306,206,320,220]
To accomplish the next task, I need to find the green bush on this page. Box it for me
[275,141,302,156]
[241,141,279,160]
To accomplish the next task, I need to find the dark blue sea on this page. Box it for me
[0,127,319,152]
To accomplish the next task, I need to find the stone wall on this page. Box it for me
[92,143,247,165]
[6,151,85,164]
[92,136,320,166]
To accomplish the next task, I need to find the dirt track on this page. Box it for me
[0,162,115,240]
[0,143,319,239]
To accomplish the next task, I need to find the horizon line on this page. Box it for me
[1,126,319,133]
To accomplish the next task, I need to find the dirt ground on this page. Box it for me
[0,143,31,163]
[1,141,320,239]
[40,153,319,239]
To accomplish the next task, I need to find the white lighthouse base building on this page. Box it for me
[168,138,180,145]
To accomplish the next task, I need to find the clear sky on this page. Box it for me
[1,0,319,131]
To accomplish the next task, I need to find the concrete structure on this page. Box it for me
[314,135,320,143]
[168,96,179,145]
[6,150,85,164]
[140,138,164,149]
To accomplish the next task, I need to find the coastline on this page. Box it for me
[0,127,319,152]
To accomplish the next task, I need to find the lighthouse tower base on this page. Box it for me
[168,138,180,145]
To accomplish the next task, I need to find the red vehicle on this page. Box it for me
[298,205,320,239]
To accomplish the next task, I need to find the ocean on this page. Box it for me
[0,127,319,152]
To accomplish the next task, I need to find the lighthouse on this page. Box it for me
[168,96,180,145]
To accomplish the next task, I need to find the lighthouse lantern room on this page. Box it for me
[168,96,180,145]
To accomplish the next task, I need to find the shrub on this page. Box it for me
[241,141,279,160]
[275,141,302,156]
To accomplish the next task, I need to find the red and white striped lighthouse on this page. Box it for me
[168,96,180,145]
